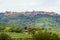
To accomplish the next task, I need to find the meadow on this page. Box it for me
[4,32,32,38]
[7,29,60,38]
[0,28,60,38]
[51,29,60,35]
[0,27,60,40]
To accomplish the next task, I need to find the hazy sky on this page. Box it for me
[0,0,60,13]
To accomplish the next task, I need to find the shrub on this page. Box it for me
[10,27,22,33]
[0,27,5,32]
[0,32,11,40]
[32,31,60,40]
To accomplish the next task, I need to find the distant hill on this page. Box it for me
[0,11,60,28]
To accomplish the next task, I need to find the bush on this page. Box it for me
[0,27,5,32]
[32,31,60,40]
[0,32,11,40]
[10,27,22,33]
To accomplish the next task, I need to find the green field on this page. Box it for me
[0,29,60,38]
[0,32,32,38]
[51,29,60,36]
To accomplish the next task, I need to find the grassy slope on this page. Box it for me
[4,32,32,38]
[51,29,60,36]
[0,29,60,38]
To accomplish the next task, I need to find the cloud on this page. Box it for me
[0,0,60,14]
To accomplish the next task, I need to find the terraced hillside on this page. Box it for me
[0,11,60,28]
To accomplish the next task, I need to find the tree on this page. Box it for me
[28,27,36,34]
[24,27,27,30]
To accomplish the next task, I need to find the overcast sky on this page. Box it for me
[0,0,60,14]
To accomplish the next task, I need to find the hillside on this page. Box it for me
[0,11,60,28]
